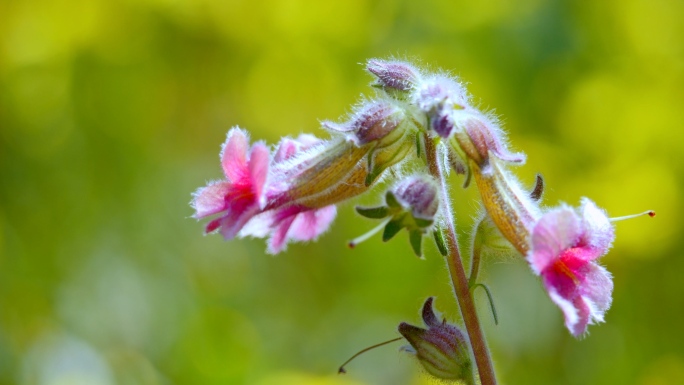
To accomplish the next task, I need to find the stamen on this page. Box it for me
[609,210,655,222]
[338,337,403,374]
[348,219,391,248]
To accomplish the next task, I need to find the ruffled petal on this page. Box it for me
[219,204,261,240]
[265,205,337,254]
[289,205,337,241]
[547,289,591,337]
[248,142,270,207]
[578,198,615,254]
[191,181,230,218]
[220,127,249,182]
[267,215,297,254]
[580,262,613,322]
[529,206,580,274]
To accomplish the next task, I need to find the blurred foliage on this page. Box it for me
[1,0,683,384]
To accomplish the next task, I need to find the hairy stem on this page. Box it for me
[424,134,497,385]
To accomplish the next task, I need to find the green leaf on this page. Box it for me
[385,191,401,208]
[409,230,423,257]
[413,217,433,228]
[433,229,448,256]
[365,169,381,187]
[382,219,403,242]
[355,206,390,219]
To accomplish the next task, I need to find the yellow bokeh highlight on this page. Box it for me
[255,371,368,385]
[638,355,684,385]
[0,0,104,69]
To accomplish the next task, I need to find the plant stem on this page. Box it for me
[424,134,497,385]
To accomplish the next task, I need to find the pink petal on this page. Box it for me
[579,262,613,321]
[191,181,230,218]
[542,259,613,337]
[239,212,275,238]
[221,127,249,182]
[205,217,222,233]
[578,198,614,254]
[547,290,591,337]
[219,204,261,240]
[248,142,270,207]
[289,205,337,241]
[529,206,580,274]
[267,215,297,254]
[274,138,299,162]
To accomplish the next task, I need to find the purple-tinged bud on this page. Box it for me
[392,175,439,221]
[323,101,406,146]
[416,76,469,138]
[366,59,421,94]
[452,116,526,170]
[399,298,473,383]
[353,175,438,256]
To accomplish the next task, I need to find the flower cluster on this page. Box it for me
[191,58,647,381]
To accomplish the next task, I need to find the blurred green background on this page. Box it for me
[1,0,683,384]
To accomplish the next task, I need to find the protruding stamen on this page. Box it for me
[348,219,391,248]
[610,210,656,222]
[338,337,403,374]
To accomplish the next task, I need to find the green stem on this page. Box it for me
[424,134,497,385]
[468,222,484,288]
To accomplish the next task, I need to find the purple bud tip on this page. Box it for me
[367,59,420,92]
[398,298,472,381]
[329,101,405,145]
[431,108,454,138]
[392,175,439,220]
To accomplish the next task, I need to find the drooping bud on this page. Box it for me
[366,59,421,97]
[353,175,439,257]
[398,298,473,384]
[323,100,406,146]
[392,175,439,221]
[451,116,525,171]
[416,75,469,138]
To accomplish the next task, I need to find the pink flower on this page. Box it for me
[527,198,615,337]
[264,204,337,254]
[191,127,269,239]
[192,99,414,253]
[259,135,338,254]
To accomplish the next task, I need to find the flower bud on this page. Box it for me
[399,297,473,383]
[323,100,406,146]
[366,58,420,96]
[392,175,439,221]
[452,117,525,170]
[416,75,469,138]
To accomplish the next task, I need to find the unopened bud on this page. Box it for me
[367,59,420,95]
[416,76,468,138]
[392,175,439,221]
[399,297,473,383]
[452,116,525,169]
[323,101,406,146]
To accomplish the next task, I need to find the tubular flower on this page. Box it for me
[191,127,269,239]
[257,135,338,254]
[527,198,615,337]
[192,100,416,253]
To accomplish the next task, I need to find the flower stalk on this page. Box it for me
[424,134,497,385]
